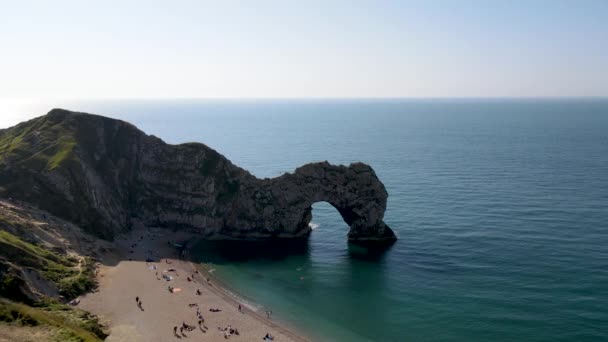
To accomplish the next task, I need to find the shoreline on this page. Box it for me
[78,226,311,342]
[189,261,309,342]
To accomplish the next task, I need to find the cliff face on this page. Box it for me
[0,109,396,243]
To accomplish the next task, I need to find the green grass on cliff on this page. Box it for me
[45,140,77,171]
[0,115,78,171]
[55,257,96,301]
[0,230,103,340]
[0,112,118,240]
[0,298,106,341]
[0,230,96,300]
[0,230,73,268]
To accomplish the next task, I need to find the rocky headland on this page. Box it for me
[0,109,396,243]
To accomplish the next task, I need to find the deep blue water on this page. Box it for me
[25,99,608,340]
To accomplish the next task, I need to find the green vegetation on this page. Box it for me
[0,230,73,267]
[0,111,119,240]
[55,257,96,300]
[0,298,107,341]
[0,231,96,300]
[0,117,42,158]
[0,111,110,340]
[0,114,78,172]
[0,227,105,341]
[46,140,77,170]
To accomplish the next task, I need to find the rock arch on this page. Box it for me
[241,162,397,242]
[0,109,397,244]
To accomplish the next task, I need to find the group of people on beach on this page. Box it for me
[195,305,205,323]
[135,239,281,341]
[172,320,205,338]
[173,321,197,338]
[218,324,240,339]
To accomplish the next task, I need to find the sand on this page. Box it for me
[78,227,308,342]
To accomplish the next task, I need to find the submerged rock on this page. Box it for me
[0,109,396,243]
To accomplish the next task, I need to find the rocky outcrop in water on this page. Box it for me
[0,109,396,243]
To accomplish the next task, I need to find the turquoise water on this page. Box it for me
[36,99,608,340]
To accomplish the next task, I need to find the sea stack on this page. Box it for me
[0,109,397,243]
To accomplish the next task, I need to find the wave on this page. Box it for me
[308,222,320,230]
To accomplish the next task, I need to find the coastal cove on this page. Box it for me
[184,99,608,342]
[76,226,309,342]
[4,99,608,341]
[2,1,607,340]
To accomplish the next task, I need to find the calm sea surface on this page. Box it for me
[20,99,608,341]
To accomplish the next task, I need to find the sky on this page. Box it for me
[0,0,607,103]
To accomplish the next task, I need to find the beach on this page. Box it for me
[5,100,608,341]
[78,226,308,342]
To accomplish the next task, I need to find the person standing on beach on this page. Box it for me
[136,296,139,303]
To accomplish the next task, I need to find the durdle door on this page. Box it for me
[0,109,397,243]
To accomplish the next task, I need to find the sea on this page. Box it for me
[5,99,608,341]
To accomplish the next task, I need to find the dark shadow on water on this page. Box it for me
[191,238,311,264]
[191,236,395,265]
[347,240,396,263]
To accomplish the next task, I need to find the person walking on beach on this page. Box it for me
[136,296,139,303]
[238,304,242,313]
[173,326,178,335]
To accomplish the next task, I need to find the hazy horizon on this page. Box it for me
[1,96,607,129]
[1,1,607,101]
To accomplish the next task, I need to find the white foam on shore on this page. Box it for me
[219,283,264,312]
[199,263,263,312]
[308,222,319,230]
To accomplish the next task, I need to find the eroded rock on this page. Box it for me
[0,109,396,243]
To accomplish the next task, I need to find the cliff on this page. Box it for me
[0,109,396,243]
[0,199,109,341]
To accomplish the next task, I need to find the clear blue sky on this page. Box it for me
[0,0,607,99]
